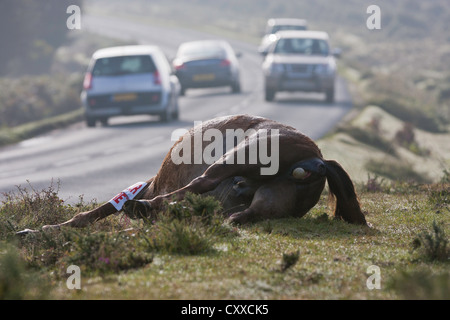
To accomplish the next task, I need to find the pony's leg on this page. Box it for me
[16,178,154,235]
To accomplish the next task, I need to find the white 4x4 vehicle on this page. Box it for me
[262,31,337,103]
[81,45,180,127]
[258,18,308,55]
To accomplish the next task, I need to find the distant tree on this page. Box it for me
[0,0,82,75]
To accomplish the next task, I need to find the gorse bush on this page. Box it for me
[0,74,82,127]
[0,183,235,280]
[146,193,236,255]
[427,183,449,210]
[0,183,133,274]
[388,271,450,300]
[366,95,444,133]
[148,216,215,255]
[365,158,429,184]
[280,250,300,272]
[0,178,448,299]
[394,122,430,156]
[412,220,449,262]
[64,229,153,275]
[61,193,233,271]
[0,181,75,240]
[0,244,29,299]
[184,192,223,221]
[338,125,396,155]
[440,169,450,184]
[364,174,386,193]
[0,244,49,299]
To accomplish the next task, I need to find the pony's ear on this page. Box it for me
[324,160,367,225]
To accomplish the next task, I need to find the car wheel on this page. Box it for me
[325,88,335,103]
[231,80,241,93]
[265,88,276,102]
[172,102,179,120]
[160,107,172,122]
[100,117,109,127]
[86,116,96,127]
[179,87,186,96]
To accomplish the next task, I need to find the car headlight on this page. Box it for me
[270,63,285,73]
[314,64,328,74]
[315,62,336,75]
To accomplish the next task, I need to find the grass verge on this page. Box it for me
[0,108,84,147]
[0,181,448,300]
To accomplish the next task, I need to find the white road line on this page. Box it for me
[19,136,53,148]
[0,168,36,179]
[102,148,123,156]
[139,135,165,146]
[53,155,91,167]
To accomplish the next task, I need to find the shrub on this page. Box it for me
[367,96,444,133]
[427,183,449,210]
[440,169,450,184]
[0,74,82,127]
[1,185,237,277]
[0,181,75,240]
[148,216,216,255]
[338,126,396,155]
[412,220,449,262]
[438,86,450,102]
[0,244,49,299]
[388,271,450,300]
[365,158,429,183]
[64,229,153,275]
[364,174,385,192]
[280,250,300,272]
[394,122,430,156]
[146,193,235,255]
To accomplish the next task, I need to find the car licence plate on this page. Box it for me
[112,93,137,102]
[192,73,215,82]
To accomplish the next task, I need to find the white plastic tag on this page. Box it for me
[109,182,147,211]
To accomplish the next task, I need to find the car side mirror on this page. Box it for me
[258,48,268,57]
[332,48,342,58]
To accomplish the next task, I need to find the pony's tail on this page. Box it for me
[324,160,367,225]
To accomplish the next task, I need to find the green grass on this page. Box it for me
[0,181,448,300]
[365,158,431,184]
[0,108,83,147]
[337,125,397,155]
[1,0,449,300]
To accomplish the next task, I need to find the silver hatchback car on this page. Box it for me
[262,31,337,103]
[81,45,180,126]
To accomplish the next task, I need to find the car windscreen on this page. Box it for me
[92,55,157,76]
[270,25,307,34]
[178,43,226,60]
[273,38,329,56]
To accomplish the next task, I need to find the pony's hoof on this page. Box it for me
[123,200,151,219]
[15,228,39,236]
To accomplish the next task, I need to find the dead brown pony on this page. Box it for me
[19,114,366,235]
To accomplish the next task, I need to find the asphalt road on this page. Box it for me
[0,15,353,204]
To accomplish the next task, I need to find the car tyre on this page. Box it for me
[325,87,335,103]
[172,102,179,120]
[231,80,241,93]
[160,107,172,122]
[265,88,276,102]
[100,117,109,127]
[86,116,96,128]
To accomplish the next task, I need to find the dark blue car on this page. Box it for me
[173,40,241,95]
